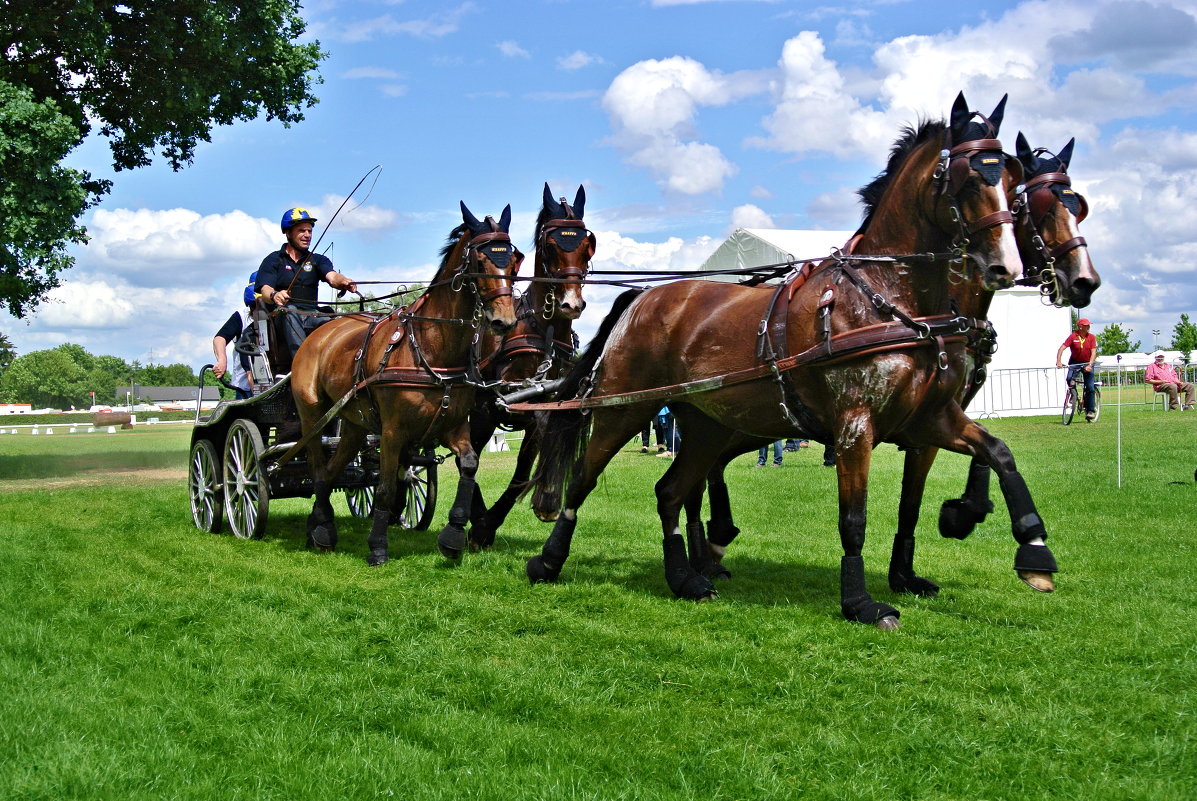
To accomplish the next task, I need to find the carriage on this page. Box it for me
[186,324,439,541]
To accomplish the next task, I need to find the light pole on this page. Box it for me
[1153,329,1161,351]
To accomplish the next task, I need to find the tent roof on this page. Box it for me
[699,228,855,278]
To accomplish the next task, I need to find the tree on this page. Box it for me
[1095,323,1141,356]
[0,347,90,408]
[0,332,15,379]
[1169,313,1197,364]
[139,363,199,387]
[0,1,325,318]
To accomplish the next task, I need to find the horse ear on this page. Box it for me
[1058,138,1075,171]
[1015,131,1034,167]
[988,94,1007,134]
[949,91,970,141]
[499,204,512,232]
[573,185,586,219]
[543,183,562,217]
[460,201,482,233]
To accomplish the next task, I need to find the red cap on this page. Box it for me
[1076,318,1090,326]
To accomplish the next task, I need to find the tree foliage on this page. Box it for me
[1169,313,1197,363]
[0,343,197,408]
[0,0,325,318]
[0,332,15,378]
[1095,323,1141,356]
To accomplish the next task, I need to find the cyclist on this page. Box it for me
[1055,318,1097,422]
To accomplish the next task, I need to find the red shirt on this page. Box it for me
[1061,332,1096,364]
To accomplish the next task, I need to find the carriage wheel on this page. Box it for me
[400,458,437,530]
[188,439,222,533]
[345,486,374,518]
[1061,387,1076,425]
[223,419,270,539]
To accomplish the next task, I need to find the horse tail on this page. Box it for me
[528,288,644,511]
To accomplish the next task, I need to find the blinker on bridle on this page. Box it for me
[457,216,518,305]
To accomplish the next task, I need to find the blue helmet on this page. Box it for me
[280,207,317,233]
[244,270,258,306]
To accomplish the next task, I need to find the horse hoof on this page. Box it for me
[875,615,901,632]
[1018,570,1055,593]
[468,525,496,552]
[938,499,977,540]
[889,574,939,597]
[525,555,561,584]
[534,509,559,523]
[437,527,466,560]
[367,550,389,567]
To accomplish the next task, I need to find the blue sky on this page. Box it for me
[5,0,1197,366]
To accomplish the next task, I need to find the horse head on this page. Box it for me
[936,92,1023,289]
[1012,133,1100,308]
[535,183,593,321]
[459,201,521,335]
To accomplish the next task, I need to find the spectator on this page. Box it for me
[755,440,784,468]
[640,417,666,454]
[1055,317,1097,422]
[212,272,258,400]
[1144,351,1195,411]
[657,406,680,457]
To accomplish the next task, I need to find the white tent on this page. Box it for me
[699,228,1072,417]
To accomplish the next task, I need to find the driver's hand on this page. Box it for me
[213,362,226,378]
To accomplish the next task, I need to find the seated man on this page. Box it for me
[255,207,359,361]
[1144,351,1195,410]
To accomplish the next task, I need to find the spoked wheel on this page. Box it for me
[400,457,438,530]
[1090,387,1102,422]
[345,452,374,518]
[1061,387,1076,425]
[189,439,222,533]
[223,419,270,539]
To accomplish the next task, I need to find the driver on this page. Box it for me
[255,207,359,360]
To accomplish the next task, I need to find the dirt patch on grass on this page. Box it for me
[0,467,187,492]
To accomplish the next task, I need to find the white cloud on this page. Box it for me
[342,67,401,80]
[498,40,530,59]
[602,56,768,194]
[314,195,401,232]
[36,279,137,329]
[558,50,604,70]
[330,3,477,43]
[83,208,277,286]
[730,204,775,230]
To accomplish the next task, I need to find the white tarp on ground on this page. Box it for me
[699,228,1073,417]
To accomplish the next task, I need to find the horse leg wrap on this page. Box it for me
[686,520,731,580]
[1014,543,1058,574]
[526,516,576,584]
[938,461,994,539]
[437,476,476,560]
[888,538,939,597]
[664,534,716,600]
[999,471,1048,544]
[840,555,899,625]
[306,498,338,551]
[705,482,741,548]
[367,508,390,566]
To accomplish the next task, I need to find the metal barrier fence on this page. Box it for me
[969,363,1196,418]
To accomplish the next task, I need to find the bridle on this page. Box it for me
[931,113,1018,281]
[535,201,595,320]
[453,216,521,320]
[1011,155,1090,304]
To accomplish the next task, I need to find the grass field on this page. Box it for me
[0,409,1193,800]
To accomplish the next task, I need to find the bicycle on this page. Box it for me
[1061,366,1101,425]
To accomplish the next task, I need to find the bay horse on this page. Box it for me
[290,203,520,566]
[465,183,593,550]
[687,131,1099,600]
[527,93,1039,629]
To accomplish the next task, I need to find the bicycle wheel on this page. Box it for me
[1061,386,1077,425]
[1090,387,1102,422]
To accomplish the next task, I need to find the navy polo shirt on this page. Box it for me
[255,246,336,309]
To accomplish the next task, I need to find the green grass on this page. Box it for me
[0,409,1193,800]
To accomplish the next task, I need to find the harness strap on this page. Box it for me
[507,314,982,413]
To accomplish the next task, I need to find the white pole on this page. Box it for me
[1116,355,1123,488]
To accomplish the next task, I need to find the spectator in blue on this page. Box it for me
[212,272,258,400]
[657,406,680,457]
[755,440,784,467]
[255,207,359,359]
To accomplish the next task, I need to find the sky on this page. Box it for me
[5,0,1197,367]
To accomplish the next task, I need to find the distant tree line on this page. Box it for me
[0,341,198,409]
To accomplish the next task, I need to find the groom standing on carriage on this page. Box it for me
[255,207,360,361]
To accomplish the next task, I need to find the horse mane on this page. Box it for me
[434,223,472,279]
[855,118,945,234]
[527,288,644,508]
